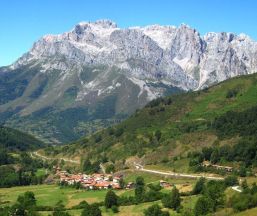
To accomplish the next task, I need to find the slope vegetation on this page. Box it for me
[46,73,257,168]
[0,126,44,151]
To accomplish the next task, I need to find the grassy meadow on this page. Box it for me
[0,183,198,216]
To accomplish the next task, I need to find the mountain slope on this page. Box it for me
[0,126,45,151]
[1,20,257,143]
[53,73,257,167]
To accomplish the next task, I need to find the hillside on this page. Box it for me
[0,126,45,151]
[0,126,46,188]
[1,20,257,144]
[48,73,257,169]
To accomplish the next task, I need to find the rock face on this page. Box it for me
[1,19,257,143]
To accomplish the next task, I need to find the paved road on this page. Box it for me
[134,163,224,180]
[31,151,80,164]
[134,163,244,192]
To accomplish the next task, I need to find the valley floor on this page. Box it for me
[0,184,196,216]
[1,170,255,216]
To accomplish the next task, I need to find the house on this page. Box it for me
[113,176,121,183]
[126,182,135,189]
[212,164,233,172]
[202,161,233,172]
[202,161,211,167]
[112,183,122,189]
[95,181,112,189]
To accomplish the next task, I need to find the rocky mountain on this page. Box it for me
[0,19,257,143]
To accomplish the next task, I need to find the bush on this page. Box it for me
[224,175,238,187]
[155,130,162,141]
[231,193,252,212]
[144,204,170,216]
[81,203,102,216]
[111,205,119,213]
[114,128,124,137]
[72,201,89,209]
[94,135,102,143]
[226,88,239,98]
[53,210,71,216]
[105,164,115,174]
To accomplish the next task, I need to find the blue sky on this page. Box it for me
[1,0,257,66]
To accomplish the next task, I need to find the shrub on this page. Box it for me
[114,128,124,137]
[81,203,102,216]
[226,88,239,98]
[144,204,170,216]
[224,175,238,187]
[105,164,115,174]
[111,205,119,213]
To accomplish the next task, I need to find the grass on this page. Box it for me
[123,170,165,184]
[145,158,190,173]
[35,168,48,177]
[0,184,122,208]
[233,207,257,216]
[0,185,70,207]
[38,201,178,216]
[182,195,200,211]
[122,170,196,184]
[0,180,199,216]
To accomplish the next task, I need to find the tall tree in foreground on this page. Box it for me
[192,177,205,195]
[104,190,118,208]
[194,196,214,216]
[162,186,181,210]
[135,176,145,202]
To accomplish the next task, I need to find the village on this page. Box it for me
[54,166,172,191]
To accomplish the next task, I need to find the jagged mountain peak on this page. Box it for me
[78,19,118,28]
[12,21,257,89]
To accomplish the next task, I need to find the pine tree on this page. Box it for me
[135,176,145,202]
[162,186,181,210]
[194,196,214,216]
[104,190,118,208]
[192,177,205,195]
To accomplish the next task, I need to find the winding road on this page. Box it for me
[134,163,242,192]
[30,153,242,192]
[134,163,224,180]
[30,151,80,164]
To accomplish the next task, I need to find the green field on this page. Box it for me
[37,201,177,216]
[0,184,179,216]
[0,184,198,216]
[1,182,255,215]
[0,184,120,208]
